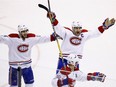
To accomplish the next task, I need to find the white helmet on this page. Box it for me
[66,54,80,66]
[72,21,82,28]
[18,24,28,32]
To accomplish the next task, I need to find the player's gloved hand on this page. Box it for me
[102,18,115,29]
[52,32,63,40]
[88,72,106,82]
[57,78,75,86]
[96,73,106,82]
[47,12,56,23]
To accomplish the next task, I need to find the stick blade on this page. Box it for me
[38,4,48,12]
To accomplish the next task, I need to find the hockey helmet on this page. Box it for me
[72,21,82,29]
[18,24,28,32]
[66,54,80,66]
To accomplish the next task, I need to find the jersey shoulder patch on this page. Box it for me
[27,33,36,38]
[8,33,19,38]
[81,29,88,33]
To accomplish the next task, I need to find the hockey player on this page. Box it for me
[52,54,106,87]
[47,12,115,73]
[46,12,115,86]
[0,25,56,87]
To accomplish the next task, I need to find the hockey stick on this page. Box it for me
[38,1,67,72]
[47,0,70,87]
[47,0,63,58]
[17,66,22,87]
[38,3,63,58]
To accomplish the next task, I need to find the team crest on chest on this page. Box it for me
[70,37,82,45]
[18,44,29,52]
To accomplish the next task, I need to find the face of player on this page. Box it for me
[68,64,75,71]
[68,61,79,68]
[72,27,82,36]
[19,30,28,39]
[68,62,78,71]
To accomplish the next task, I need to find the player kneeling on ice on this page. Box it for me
[0,24,56,87]
[52,54,106,87]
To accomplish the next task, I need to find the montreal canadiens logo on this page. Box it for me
[18,44,29,52]
[70,37,82,45]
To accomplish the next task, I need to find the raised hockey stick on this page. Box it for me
[47,1,70,87]
[38,1,68,73]
[47,0,63,57]
[38,1,67,69]
[38,3,63,58]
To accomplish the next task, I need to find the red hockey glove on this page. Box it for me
[102,18,115,29]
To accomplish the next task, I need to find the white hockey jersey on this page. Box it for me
[52,65,87,87]
[0,33,54,68]
[53,20,104,59]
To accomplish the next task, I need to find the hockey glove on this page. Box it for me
[103,18,115,29]
[52,32,63,40]
[47,12,56,23]
[88,72,106,82]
